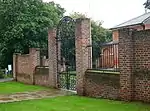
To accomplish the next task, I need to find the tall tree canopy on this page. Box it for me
[0,0,65,68]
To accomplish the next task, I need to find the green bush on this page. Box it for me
[0,69,5,79]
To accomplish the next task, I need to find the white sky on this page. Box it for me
[43,0,146,28]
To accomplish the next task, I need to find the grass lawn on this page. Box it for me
[0,81,48,94]
[0,96,149,111]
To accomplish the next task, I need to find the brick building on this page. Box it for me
[101,12,150,70]
[84,12,150,102]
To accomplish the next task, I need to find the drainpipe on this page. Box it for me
[142,24,146,30]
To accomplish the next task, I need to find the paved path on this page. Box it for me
[0,78,13,82]
[0,89,74,103]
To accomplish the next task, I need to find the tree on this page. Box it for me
[0,0,65,68]
[144,0,150,9]
[70,12,112,67]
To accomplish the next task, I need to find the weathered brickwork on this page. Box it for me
[30,48,40,84]
[75,18,92,95]
[134,72,150,102]
[14,54,32,84]
[133,30,150,70]
[118,29,134,101]
[83,29,150,102]
[84,71,120,100]
[34,67,49,87]
[34,74,49,87]
[132,30,150,102]
[119,29,150,102]
[48,29,58,88]
[13,48,40,84]
[13,17,150,103]
[13,49,50,86]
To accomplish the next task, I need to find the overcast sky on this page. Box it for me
[43,0,147,28]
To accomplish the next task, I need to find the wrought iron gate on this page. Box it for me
[56,16,76,90]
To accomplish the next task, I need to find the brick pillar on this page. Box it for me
[48,29,58,88]
[75,18,92,95]
[29,48,40,84]
[13,54,18,80]
[118,28,134,101]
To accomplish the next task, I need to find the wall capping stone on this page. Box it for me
[86,69,120,75]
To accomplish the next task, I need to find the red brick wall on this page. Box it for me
[75,18,92,95]
[84,70,120,100]
[133,30,150,70]
[132,30,150,102]
[16,54,32,84]
[134,73,150,102]
[119,29,150,102]
[84,29,150,102]
[145,24,150,30]
[112,24,150,43]
[48,29,58,88]
[118,29,134,101]
[13,48,40,84]
[113,30,119,41]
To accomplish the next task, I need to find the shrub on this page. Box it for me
[0,69,5,79]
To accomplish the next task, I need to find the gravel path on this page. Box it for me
[0,89,74,103]
[0,78,13,83]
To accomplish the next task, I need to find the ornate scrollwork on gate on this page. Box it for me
[56,16,76,90]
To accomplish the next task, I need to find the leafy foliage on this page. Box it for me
[0,0,65,68]
[0,70,4,78]
[70,12,112,66]
[57,16,76,70]
[91,21,112,64]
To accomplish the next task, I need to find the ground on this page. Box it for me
[0,96,150,111]
[0,81,150,111]
[0,81,48,94]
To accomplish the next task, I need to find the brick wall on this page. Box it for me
[13,48,40,84]
[112,25,150,42]
[119,29,150,102]
[113,30,119,41]
[134,72,150,102]
[48,29,58,88]
[15,54,32,84]
[34,67,49,87]
[84,70,120,100]
[75,18,92,95]
[133,30,150,70]
[83,29,150,102]
[132,30,150,102]
[118,29,134,101]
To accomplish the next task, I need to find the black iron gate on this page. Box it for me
[56,16,76,90]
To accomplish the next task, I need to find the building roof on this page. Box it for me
[101,41,119,46]
[111,12,150,29]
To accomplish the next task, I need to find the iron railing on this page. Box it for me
[92,41,119,72]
